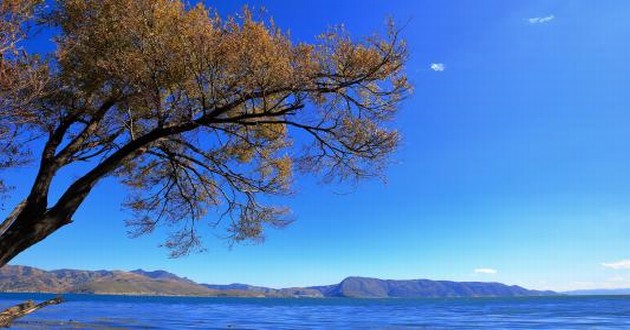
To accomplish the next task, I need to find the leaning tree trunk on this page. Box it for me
[0,220,67,327]
[0,156,102,268]
[0,212,71,267]
[0,202,75,326]
[0,121,159,268]
[0,297,63,327]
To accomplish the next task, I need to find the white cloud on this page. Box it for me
[601,259,630,270]
[430,63,445,72]
[528,15,555,24]
[474,268,497,274]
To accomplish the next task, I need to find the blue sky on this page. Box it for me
[3,0,630,291]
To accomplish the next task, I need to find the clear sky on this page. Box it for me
[4,0,630,291]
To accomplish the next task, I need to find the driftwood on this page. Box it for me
[0,296,63,327]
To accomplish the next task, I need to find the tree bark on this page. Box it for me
[0,297,63,327]
[0,200,26,236]
[0,210,71,267]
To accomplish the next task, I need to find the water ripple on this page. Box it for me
[0,294,627,329]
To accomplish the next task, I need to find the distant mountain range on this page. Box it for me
[563,288,630,296]
[0,265,221,297]
[0,265,557,298]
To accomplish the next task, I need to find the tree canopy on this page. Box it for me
[0,0,409,263]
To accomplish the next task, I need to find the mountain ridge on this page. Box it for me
[306,276,556,298]
[1,265,557,298]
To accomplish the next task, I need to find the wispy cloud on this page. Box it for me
[430,63,445,72]
[474,268,497,274]
[528,15,555,24]
[601,259,630,270]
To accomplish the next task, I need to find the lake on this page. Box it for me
[0,293,628,329]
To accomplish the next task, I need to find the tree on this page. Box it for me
[0,0,409,266]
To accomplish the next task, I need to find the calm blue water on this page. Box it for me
[0,293,628,329]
